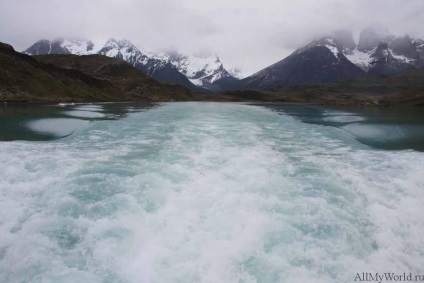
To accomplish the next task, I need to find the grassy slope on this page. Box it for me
[34,54,193,102]
[0,42,193,102]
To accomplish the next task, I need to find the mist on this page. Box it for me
[1,0,423,75]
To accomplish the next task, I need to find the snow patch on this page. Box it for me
[189,78,204,86]
[139,46,169,61]
[345,49,373,71]
[60,39,98,55]
[316,38,339,59]
[391,52,415,64]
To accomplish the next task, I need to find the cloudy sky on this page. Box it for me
[1,0,423,76]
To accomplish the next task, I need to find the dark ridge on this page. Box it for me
[0,42,193,102]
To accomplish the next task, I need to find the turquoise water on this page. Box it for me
[0,102,423,282]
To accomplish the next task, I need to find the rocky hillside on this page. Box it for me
[0,42,193,102]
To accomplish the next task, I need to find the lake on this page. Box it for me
[0,102,423,282]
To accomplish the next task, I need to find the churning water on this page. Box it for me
[0,102,423,283]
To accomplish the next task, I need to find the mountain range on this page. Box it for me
[19,27,424,94]
[239,28,424,90]
[2,39,423,106]
[24,38,238,92]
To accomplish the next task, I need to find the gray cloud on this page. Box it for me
[1,0,423,76]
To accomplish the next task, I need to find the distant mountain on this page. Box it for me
[240,34,366,89]
[25,39,68,55]
[343,28,423,76]
[24,38,238,91]
[1,41,192,102]
[168,53,238,91]
[25,38,97,56]
[25,38,198,91]
[26,29,423,92]
[356,27,394,52]
[96,38,198,91]
[239,28,424,90]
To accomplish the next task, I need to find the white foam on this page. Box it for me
[1,103,423,282]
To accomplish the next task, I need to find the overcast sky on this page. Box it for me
[1,0,423,76]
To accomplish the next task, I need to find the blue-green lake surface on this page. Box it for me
[0,102,423,282]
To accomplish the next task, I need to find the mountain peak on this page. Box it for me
[358,27,395,52]
[331,30,356,50]
[389,35,419,59]
[105,38,119,47]
[211,54,220,62]
[117,38,135,48]
[34,39,51,45]
[52,37,67,44]
[299,37,341,59]
[54,38,97,55]
[22,37,237,91]
[24,39,70,55]
[102,38,141,53]
[168,52,235,89]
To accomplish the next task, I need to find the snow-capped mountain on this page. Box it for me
[239,28,424,90]
[25,38,96,56]
[98,38,200,91]
[298,29,420,75]
[342,29,422,75]
[26,28,422,92]
[25,38,199,91]
[239,32,365,90]
[97,38,150,68]
[168,53,237,90]
[59,39,98,55]
[25,39,69,55]
[24,38,240,91]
